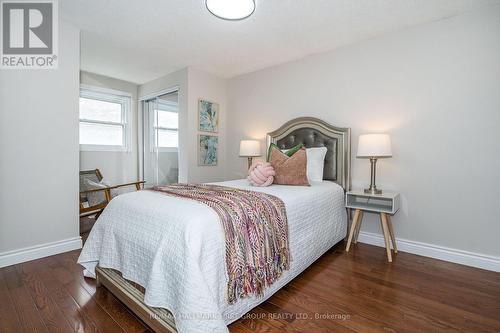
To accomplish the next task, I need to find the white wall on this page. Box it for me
[138,67,227,183]
[226,7,500,258]
[0,21,81,260]
[79,71,140,184]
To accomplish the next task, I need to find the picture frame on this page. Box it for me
[198,99,219,133]
[198,134,218,166]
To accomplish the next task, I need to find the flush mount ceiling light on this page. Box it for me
[206,0,255,20]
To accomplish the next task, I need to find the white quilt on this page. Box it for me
[78,179,347,333]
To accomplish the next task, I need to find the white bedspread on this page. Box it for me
[78,179,346,333]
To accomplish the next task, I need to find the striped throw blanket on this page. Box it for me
[153,183,290,304]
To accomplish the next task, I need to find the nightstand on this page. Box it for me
[345,190,400,262]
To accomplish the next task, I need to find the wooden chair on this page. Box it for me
[79,169,145,218]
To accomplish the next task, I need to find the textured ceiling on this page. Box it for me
[61,0,499,84]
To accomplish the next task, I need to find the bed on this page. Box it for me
[78,117,351,333]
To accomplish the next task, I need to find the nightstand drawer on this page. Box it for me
[346,190,400,214]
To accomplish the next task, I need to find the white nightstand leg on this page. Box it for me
[380,213,393,262]
[386,215,397,253]
[353,211,363,244]
[345,209,361,252]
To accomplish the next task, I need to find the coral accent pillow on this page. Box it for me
[269,146,310,186]
[247,161,275,187]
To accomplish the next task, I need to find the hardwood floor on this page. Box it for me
[1,241,499,332]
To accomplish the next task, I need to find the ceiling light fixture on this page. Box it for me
[206,0,255,21]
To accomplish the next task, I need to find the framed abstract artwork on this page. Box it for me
[198,99,219,133]
[198,134,218,166]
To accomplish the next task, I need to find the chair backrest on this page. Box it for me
[79,169,107,209]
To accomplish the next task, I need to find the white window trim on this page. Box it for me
[151,99,179,153]
[79,85,132,152]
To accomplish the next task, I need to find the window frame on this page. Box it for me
[79,85,132,152]
[151,99,179,153]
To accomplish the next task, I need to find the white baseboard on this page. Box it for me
[357,231,500,272]
[2,233,498,272]
[0,237,82,268]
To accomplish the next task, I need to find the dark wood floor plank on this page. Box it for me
[15,262,76,333]
[342,244,500,297]
[90,285,149,333]
[229,321,255,333]
[261,296,357,333]
[0,270,23,333]
[2,265,49,333]
[48,260,128,333]
[53,252,149,333]
[36,266,102,333]
[343,243,500,293]
[2,236,500,333]
[324,251,500,320]
[313,252,500,331]
[291,259,498,332]
[237,312,282,333]
[238,305,292,332]
[268,284,401,333]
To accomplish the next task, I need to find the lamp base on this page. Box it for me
[365,157,382,194]
[364,188,382,195]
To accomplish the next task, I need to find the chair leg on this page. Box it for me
[380,213,393,262]
[346,209,361,252]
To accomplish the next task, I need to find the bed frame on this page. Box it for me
[95,117,351,332]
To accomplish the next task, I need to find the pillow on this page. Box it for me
[269,146,309,186]
[306,147,328,182]
[82,178,132,207]
[83,178,111,206]
[266,143,303,162]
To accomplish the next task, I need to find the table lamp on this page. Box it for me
[239,140,261,169]
[357,134,392,194]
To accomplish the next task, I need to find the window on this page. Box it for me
[154,99,178,152]
[79,86,131,151]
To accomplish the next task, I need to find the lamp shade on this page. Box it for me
[357,134,392,157]
[239,140,261,157]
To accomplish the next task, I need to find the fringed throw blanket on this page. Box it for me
[153,183,290,304]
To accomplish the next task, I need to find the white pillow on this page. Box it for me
[84,178,131,202]
[306,147,327,182]
[83,178,111,206]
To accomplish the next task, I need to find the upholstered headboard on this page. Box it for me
[266,117,351,190]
